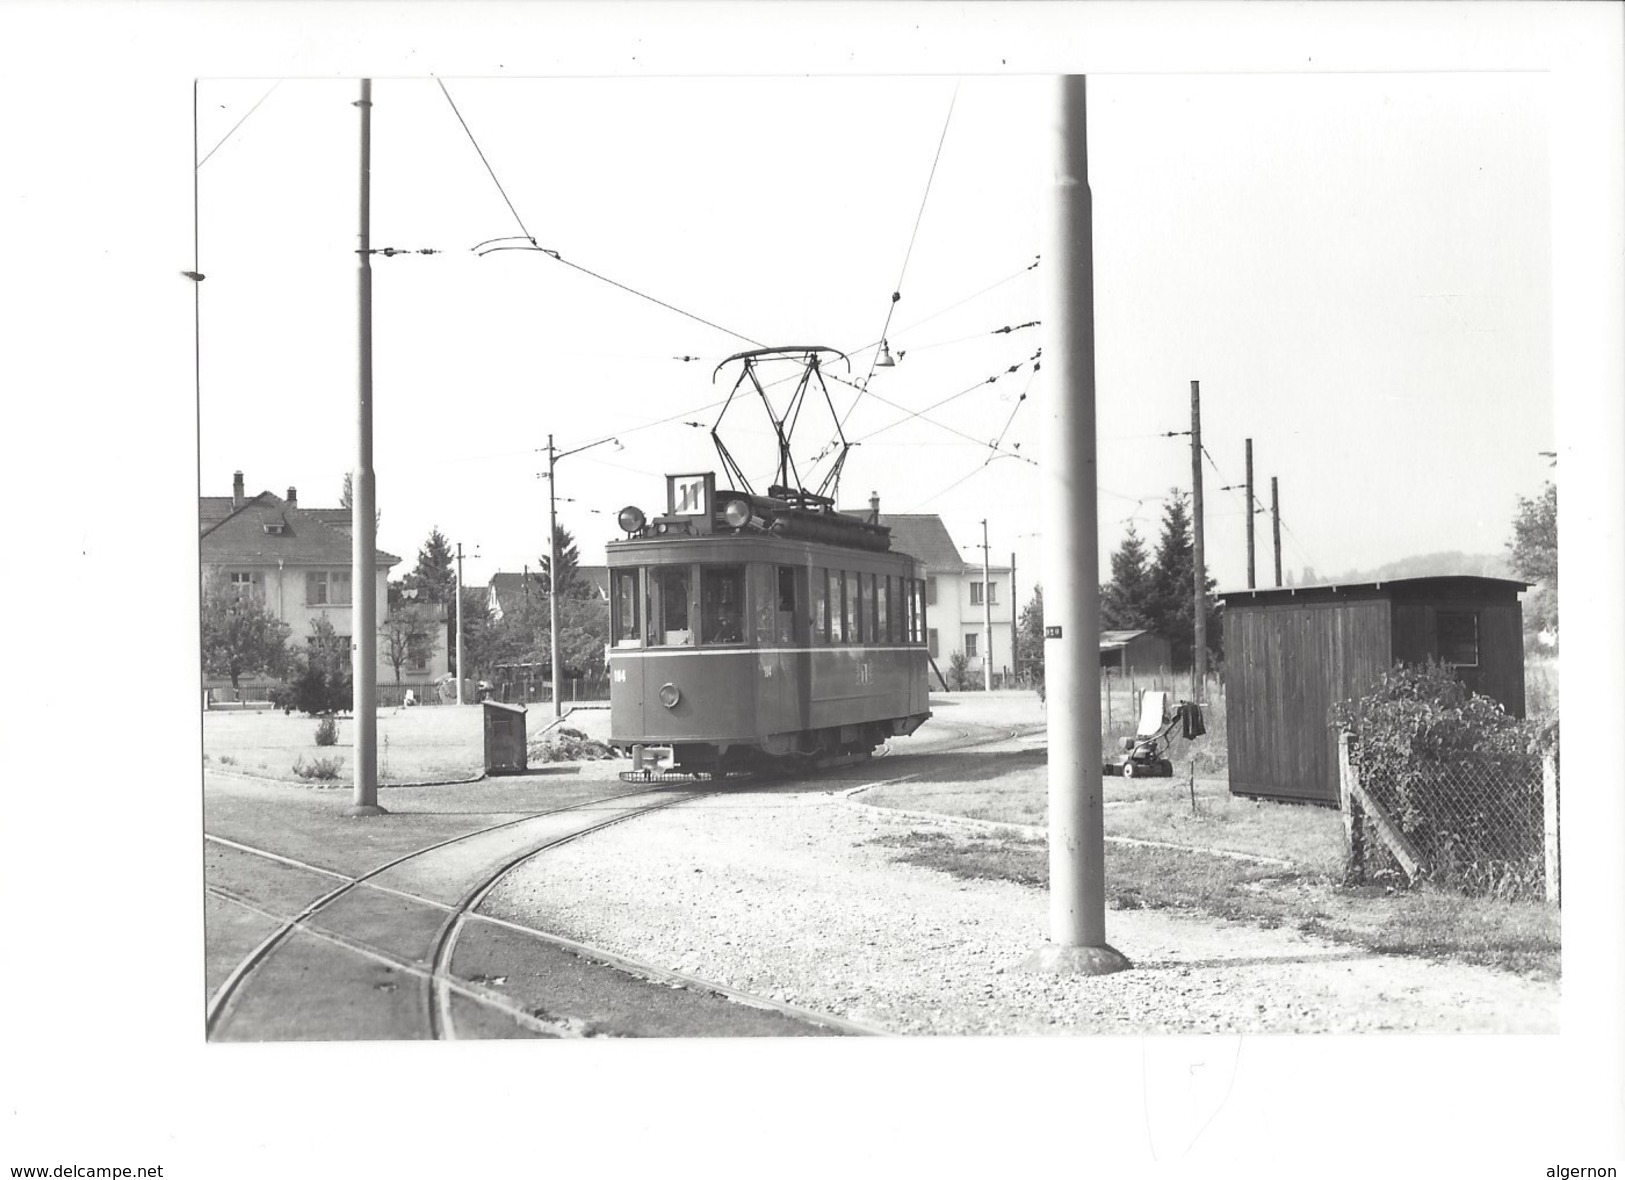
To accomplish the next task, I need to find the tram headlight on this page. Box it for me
[618,505,646,534]
[721,497,751,529]
[658,683,681,709]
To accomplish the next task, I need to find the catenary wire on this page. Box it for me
[196,81,281,170]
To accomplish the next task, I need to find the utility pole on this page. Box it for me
[1190,380,1207,700]
[347,77,383,817]
[1272,476,1283,587]
[1025,74,1127,976]
[1245,438,1256,590]
[1009,551,1019,686]
[981,519,993,692]
[547,433,562,718]
[455,541,465,705]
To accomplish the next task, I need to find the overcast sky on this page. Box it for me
[195,68,1552,593]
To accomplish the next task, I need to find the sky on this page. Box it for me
[3,3,1621,1177]
[194,68,1553,595]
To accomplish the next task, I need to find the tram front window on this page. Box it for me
[611,569,641,647]
[701,565,745,645]
[650,566,691,646]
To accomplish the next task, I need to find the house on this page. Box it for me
[487,565,610,620]
[1099,629,1172,678]
[1218,575,1528,806]
[844,495,1016,685]
[200,471,449,695]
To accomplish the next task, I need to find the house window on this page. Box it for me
[227,571,261,602]
[928,627,939,658]
[969,580,998,606]
[307,570,352,606]
[1437,611,1480,667]
[965,633,979,658]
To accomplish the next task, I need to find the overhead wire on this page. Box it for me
[436,79,538,248]
[196,80,281,170]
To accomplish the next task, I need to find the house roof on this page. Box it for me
[1101,629,1161,649]
[488,565,610,602]
[201,490,400,567]
[838,512,970,572]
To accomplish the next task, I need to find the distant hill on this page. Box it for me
[1329,552,1514,584]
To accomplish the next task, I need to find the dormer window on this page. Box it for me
[263,518,288,535]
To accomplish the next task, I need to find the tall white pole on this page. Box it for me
[348,78,384,817]
[548,433,563,719]
[1024,74,1127,974]
[982,519,993,692]
[1191,379,1207,700]
[455,541,465,705]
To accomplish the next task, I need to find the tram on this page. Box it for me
[606,469,932,773]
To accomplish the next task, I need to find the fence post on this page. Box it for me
[1543,751,1561,906]
[1337,729,1364,881]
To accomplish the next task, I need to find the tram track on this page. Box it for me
[205,783,878,1039]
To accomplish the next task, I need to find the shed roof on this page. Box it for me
[1218,574,1528,605]
[1101,629,1157,649]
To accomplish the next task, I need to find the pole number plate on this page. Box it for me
[1045,626,1062,639]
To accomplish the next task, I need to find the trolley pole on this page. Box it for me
[1272,476,1283,587]
[1024,74,1128,976]
[455,541,465,705]
[347,77,384,817]
[548,434,563,718]
[1190,380,1207,701]
[1245,438,1255,590]
[981,519,993,692]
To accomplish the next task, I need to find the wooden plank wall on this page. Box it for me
[1390,598,1526,716]
[1225,596,1392,804]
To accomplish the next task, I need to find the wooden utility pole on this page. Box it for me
[1009,551,1019,685]
[455,541,465,705]
[1272,476,1283,587]
[981,519,993,692]
[1190,380,1207,700]
[1245,438,1256,590]
[348,77,384,817]
[1025,74,1127,976]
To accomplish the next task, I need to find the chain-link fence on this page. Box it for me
[1340,732,1558,902]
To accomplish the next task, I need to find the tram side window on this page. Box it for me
[811,566,828,644]
[650,566,692,646]
[878,574,891,643]
[701,565,745,644]
[828,570,843,644]
[842,571,858,645]
[775,565,801,644]
[612,569,641,647]
[853,573,867,644]
[917,578,927,644]
[866,573,879,645]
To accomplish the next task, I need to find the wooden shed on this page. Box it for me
[1099,629,1172,678]
[1220,576,1527,806]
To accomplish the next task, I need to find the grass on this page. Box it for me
[864,749,1560,979]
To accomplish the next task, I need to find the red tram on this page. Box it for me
[607,471,931,773]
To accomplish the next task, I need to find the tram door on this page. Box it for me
[609,568,643,736]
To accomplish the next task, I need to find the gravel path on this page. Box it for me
[481,779,1558,1035]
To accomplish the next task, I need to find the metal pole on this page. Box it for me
[1190,380,1207,700]
[1272,476,1283,587]
[1025,74,1127,975]
[982,519,993,692]
[548,433,563,719]
[1244,438,1256,590]
[348,78,383,817]
[455,541,464,705]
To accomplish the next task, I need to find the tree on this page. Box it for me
[1146,490,1221,669]
[538,524,586,597]
[1101,524,1155,630]
[446,584,499,680]
[201,574,292,690]
[1017,584,1046,689]
[378,602,439,684]
[1508,481,1557,641]
[484,582,609,681]
[338,473,381,529]
[286,613,352,714]
[402,527,456,604]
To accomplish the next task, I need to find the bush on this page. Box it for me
[292,755,344,781]
[1333,660,1547,899]
[314,716,338,747]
